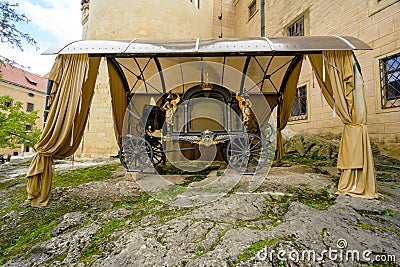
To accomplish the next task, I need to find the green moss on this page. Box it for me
[80,218,125,264]
[0,170,110,265]
[194,228,230,259]
[383,210,395,217]
[193,223,215,243]
[281,154,336,167]
[196,246,206,257]
[181,175,207,186]
[235,238,282,264]
[155,162,221,176]
[0,176,26,191]
[152,185,189,203]
[298,187,334,210]
[375,164,400,172]
[1,219,58,263]
[355,221,400,236]
[52,163,120,187]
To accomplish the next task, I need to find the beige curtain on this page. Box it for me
[276,57,303,162]
[26,54,101,207]
[107,59,128,148]
[309,51,377,199]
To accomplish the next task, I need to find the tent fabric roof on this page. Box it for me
[43,36,371,56]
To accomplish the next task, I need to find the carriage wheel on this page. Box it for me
[226,133,268,174]
[120,136,153,171]
[150,139,166,165]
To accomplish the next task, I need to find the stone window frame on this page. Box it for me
[287,16,305,37]
[26,102,34,113]
[3,98,13,107]
[368,0,399,16]
[285,10,310,37]
[379,52,400,109]
[188,0,200,9]
[248,0,257,21]
[290,84,309,122]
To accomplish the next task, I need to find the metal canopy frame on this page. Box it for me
[43,36,371,56]
[44,37,371,99]
[42,37,373,173]
[44,36,371,111]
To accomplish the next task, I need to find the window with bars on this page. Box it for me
[290,85,308,121]
[379,52,400,109]
[248,0,257,19]
[26,102,34,112]
[287,16,305,36]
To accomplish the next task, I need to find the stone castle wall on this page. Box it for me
[79,0,214,158]
[79,0,400,157]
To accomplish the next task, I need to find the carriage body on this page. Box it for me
[120,83,274,174]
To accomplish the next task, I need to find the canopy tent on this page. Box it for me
[27,36,377,207]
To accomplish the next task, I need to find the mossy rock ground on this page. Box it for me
[0,150,399,266]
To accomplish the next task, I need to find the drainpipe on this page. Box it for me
[260,0,265,37]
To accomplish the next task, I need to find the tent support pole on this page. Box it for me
[240,56,252,95]
[43,80,53,128]
[153,57,166,94]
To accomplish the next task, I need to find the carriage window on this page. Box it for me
[290,85,308,121]
[188,97,226,132]
[380,52,400,109]
[287,16,304,36]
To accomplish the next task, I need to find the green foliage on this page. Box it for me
[0,95,42,150]
[0,1,38,51]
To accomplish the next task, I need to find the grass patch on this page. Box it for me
[152,185,190,203]
[155,162,221,176]
[0,163,121,264]
[52,163,120,187]
[383,210,395,217]
[80,218,125,264]
[235,238,283,265]
[297,187,334,210]
[355,221,400,236]
[376,164,400,172]
[0,176,26,191]
[1,219,58,263]
[280,154,336,168]
[258,196,292,226]
[181,175,207,186]
[194,228,230,259]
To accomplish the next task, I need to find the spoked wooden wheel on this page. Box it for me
[120,136,153,171]
[150,139,165,165]
[226,133,268,174]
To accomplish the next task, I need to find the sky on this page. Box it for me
[0,0,82,76]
